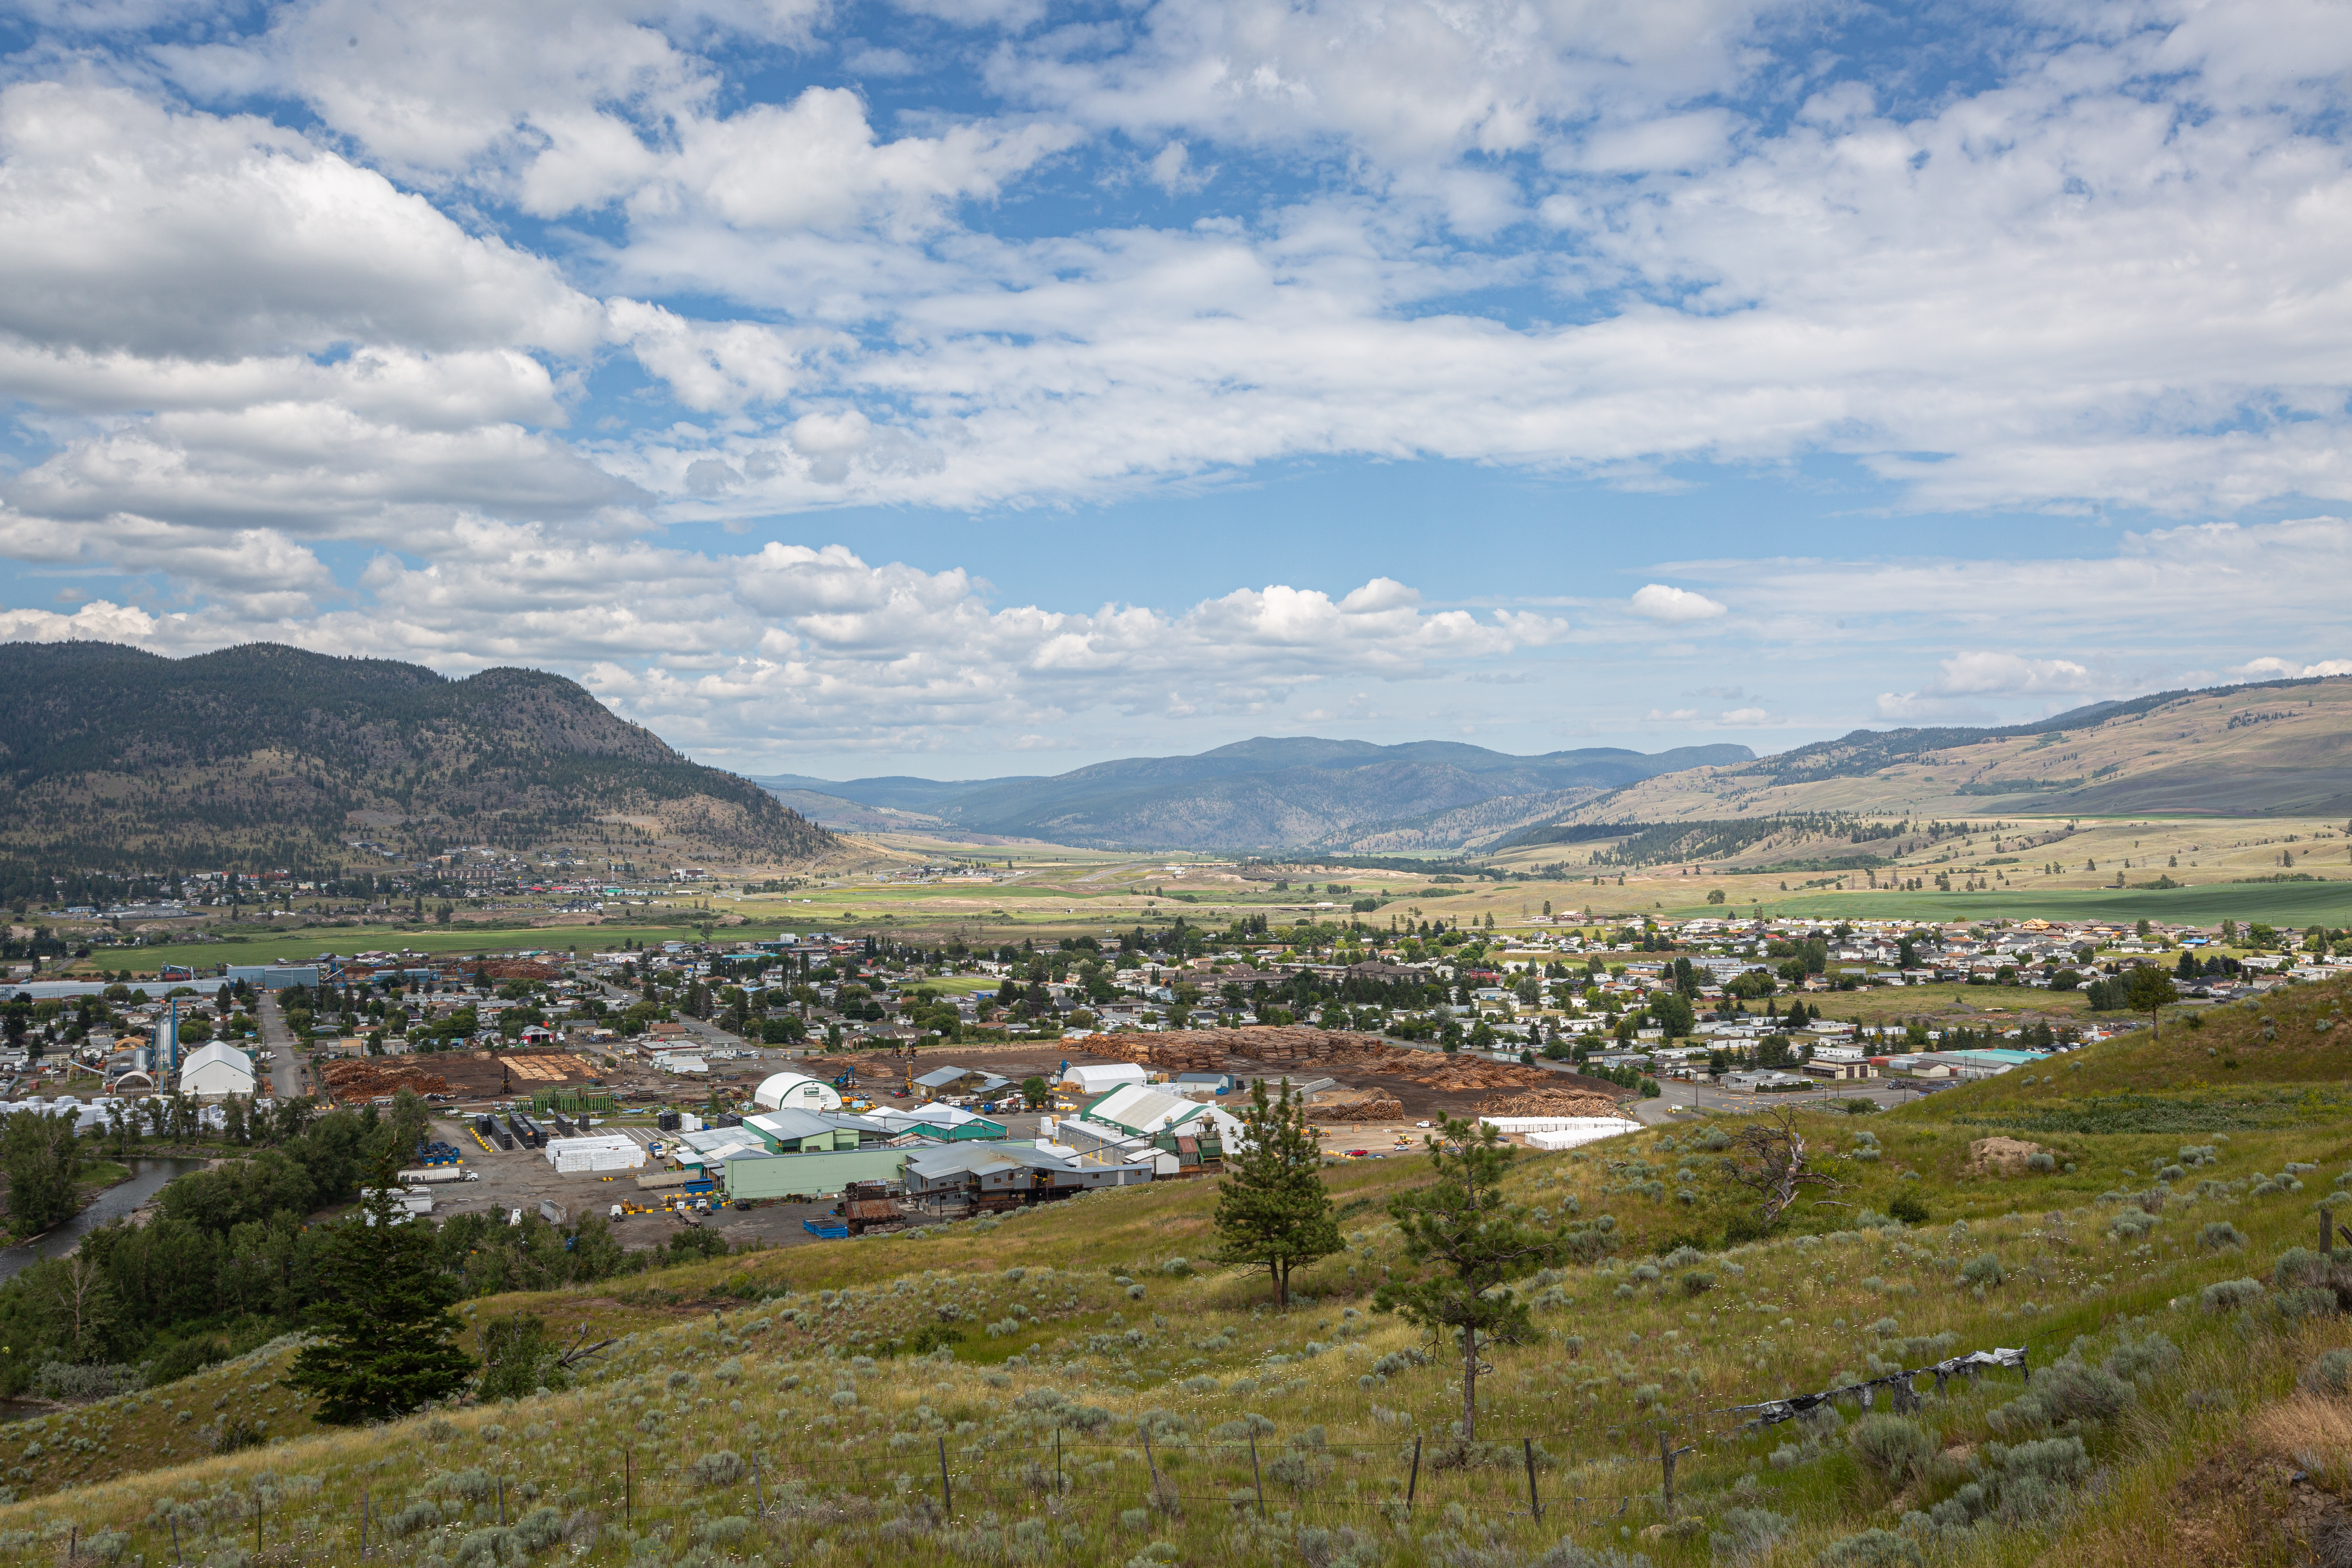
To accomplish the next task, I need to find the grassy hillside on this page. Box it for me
[9,984,2352,1566]
[1565,674,2352,825]
[0,641,839,875]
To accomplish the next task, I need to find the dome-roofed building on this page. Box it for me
[752,1070,843,1113]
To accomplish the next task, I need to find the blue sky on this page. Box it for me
[2,0,2350,780]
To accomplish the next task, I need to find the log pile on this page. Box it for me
[319,1060,454,1102]
[1473,1089,1628,1118]
[1126,1028,1592,1100]
[481,959,563,982]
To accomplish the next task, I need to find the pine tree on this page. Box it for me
[285,1172,475,1423]
[1374,1116,1567,1446]
[1210,1079,1341,1309]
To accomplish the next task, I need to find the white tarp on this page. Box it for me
[545,1134,646,1173]
[1518,1119,1643,1151]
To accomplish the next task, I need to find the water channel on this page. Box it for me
[0,1157,209,1283]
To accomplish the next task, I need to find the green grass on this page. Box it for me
[12,979,2352,1566]
[81,924,724,976]
[1702,880,2352,925]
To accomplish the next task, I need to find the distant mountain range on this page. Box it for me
[1525,674,2352,830]
[0,641,839,873]
[754,738,1755,851]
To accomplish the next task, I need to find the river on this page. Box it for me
[0,1158,209,1282]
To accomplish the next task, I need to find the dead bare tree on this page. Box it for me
[1727,1110,1840,1229]
[555,1322,618,1371]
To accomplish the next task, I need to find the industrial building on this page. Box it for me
[751,1070,845,1112]
[178,1041,258,1099]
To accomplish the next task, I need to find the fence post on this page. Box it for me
[752,1453,765,1520]
[361,1488,370,1559]
[1523,1438,1542,1520]
[1657,1428,1694,1517]
[1143,1429,1159,1508]
[256,1484,264,1557]
[624,1448,633,1527]
[67,1525,76,1564]
[2324,1205,2336,1260]
[1054,1428,1062,1503]
[1249,1432,1266,1517]
[497,1475,507,1526]
[938,1433,954,1517]
[1406,1436,1422,1516]
[170,1513,181,1566]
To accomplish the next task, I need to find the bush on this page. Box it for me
[1988,1349,2132,1432]
[2305,1348,2352,1396]
[1987,1435,2092,1523]
[2202,1278,2266,1313]
[29,1362,141,1401]
[1847,1414,1936,1483]
[689,1450,746,1487]
[2025,1152,2056,1173]
[1959,1254,2004,1288]
[2197,1221,2245,1251]
[1709,1506,1791,1562]
[2275,1248,2333,1290]
[1820,1527,1923,1566]
[1888,1192,1930,1226]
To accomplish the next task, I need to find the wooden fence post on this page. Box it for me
[1405,1436,1421,1516]
[1523,1438,1542,1520]
[752,1453,765,1520]
[938,1433,954,1517]
[624,1448,633,1527]
[1249,1432,1265,1517]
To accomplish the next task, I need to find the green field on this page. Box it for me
[1660,879,2352,927]
[87,922,723,976]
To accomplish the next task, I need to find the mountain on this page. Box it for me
[0,641,839,872]
[754,738,1753,850]
[1529,673,2352,826]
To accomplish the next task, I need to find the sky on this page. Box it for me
[3,0,2351,782]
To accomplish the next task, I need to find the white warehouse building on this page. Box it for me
[752,1071,844,1113]
[178,1042,258,1100]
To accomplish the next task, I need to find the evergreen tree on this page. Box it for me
[285,1172,474,1423]
[1210,1079,1341,1309]
[2124,965,2178,1040]
[1374,1116,1566,1444]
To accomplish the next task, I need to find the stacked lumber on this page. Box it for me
[319,1060,454,1102]
[1473,1089,1628,1118]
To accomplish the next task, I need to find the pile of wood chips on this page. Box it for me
[1303,1090,1408,1123]
[480,959,563,981]
[1472,1088,1628,1118]
[318,1059,454,1102]
[1127,1027,1569,1096]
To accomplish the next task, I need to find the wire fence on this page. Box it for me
[5,1346,2037,1564]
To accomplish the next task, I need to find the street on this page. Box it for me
[254,989,308,1100]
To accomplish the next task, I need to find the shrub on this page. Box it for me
[1682,1272,1715,1296]
[2279,1287,2340,1321]
[2197,1221,2245,1251]
[1959,1254,2004,1288]
[2306,1348,2352,1396]
[2026,1152,2056,1173]
[1820,1526,1924,1566]
[2104,1330,2179,1384]
[2202,1278,2266,1313]
[2275,1248,2333,1290]
[1847,1414,1937,1482]
[1709,1506,1791,1562]
[1888,1193,1930,1226]
[1988,1349,2132,1432]
[1987,1435,2092,1523]
[690,1450,746,1487]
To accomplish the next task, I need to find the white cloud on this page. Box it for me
[1628,584,1726,622]
[0,82,599,362]
[1925,651,2095,697]
[2230,655,2352,679]
[1717,706,1769,725]
[0,599,161,645]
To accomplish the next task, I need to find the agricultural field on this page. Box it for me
[6,981,2352,1565]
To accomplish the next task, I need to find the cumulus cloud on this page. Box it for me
[2230,656,2352,679]
[1924,651,2096,697]
[1628,584,1727,622]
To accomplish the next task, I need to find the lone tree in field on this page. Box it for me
[1211,1078,1341,1308]
[2125,964,2178,1040]
[285,1169,474,1423]
[1374,1116,1566,1446]
[1725,1108,1840,1230]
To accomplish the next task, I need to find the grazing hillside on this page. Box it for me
[759,738,1753,850]
[13,979,2352,1568]
[1544,673,2352,825]
[0,641,839,871]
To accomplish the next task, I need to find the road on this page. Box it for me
[254,990,309,1100]
[1630,1074,1931,1124]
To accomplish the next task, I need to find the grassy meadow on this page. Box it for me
[2,980,2352,1564]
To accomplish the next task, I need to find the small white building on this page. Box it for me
[179,1042,257,1099]
[752,1071,845,1112]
